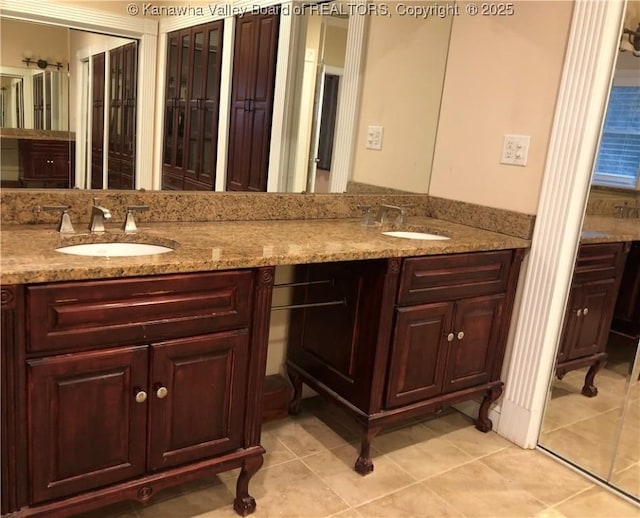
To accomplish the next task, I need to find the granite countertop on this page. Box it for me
[581,215,640,244]
[0,128,75,141]
[0,217,530,285]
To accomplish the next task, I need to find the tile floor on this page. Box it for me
[78,398,639,518]
[540,337,640,497]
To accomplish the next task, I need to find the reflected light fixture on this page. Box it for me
[21,51,65,71]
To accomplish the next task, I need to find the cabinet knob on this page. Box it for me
[583,307,589,316]
[447,333,455,342]
[156,386,169,399]
[577,309,583,317]
[135,390,147,403]
[457,331,465,340]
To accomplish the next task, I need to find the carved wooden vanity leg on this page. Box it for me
[354,426,381,476]
[475,384,503,433]
[581,358,605,398]
[233,455,264,516]
[287,367,303,415]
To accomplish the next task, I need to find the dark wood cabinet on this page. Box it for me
[18,139,75,188]
[286,250,524,475]
[107,42,137,190]
[1,269,275,517]
[91,52,106,189]
[27,346,149,504]
[226,11,280,192]
[163,21,224,191]
[612,241,640,338]
[556,242,630,396]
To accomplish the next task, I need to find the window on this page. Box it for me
[592,82,640,189]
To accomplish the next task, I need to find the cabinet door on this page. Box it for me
[27,346,148,504]
[227,11,279,192]
[385,303,452,408]
[147,330,249,471]
[567,278,618,361]
[557,286,580,363]
[442,295,504,393]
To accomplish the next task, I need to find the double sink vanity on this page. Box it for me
[0,189,636,517]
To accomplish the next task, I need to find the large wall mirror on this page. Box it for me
[0,0,454,193]
[538,0,640,502]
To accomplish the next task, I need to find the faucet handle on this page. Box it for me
[42,205,75,234]
[122,205,149,233]
[356,205,376,226]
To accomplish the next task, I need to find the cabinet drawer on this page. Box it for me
[574,242,627,282]
[397,251,513,306]
[27,271,253,353]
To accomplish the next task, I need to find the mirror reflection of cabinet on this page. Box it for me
[107,42,137,190]
[162,21,224,191]
[226,11,280,192]
[555,242,630,397]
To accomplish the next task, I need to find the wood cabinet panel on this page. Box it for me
[385,303,452,408]
[613,241,640,337]
[163,21,224,191]
[398,250,512,305]
[226,11,279,192]
[27,346,148,504]
[147,330,249,471]
[27,271,252,354]
[443,295,504,393]
[18,139,75,188]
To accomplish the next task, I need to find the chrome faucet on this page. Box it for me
[376,204,412,225]
[89,198,112,232]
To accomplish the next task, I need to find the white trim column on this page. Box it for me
[329,1,368,193]
[497,0,627,448]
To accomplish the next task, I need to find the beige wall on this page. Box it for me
[324,23,347,68]
[0,18,68,68]
[429,1,574,214]
[351,11,453,193]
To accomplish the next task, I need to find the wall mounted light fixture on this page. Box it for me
[21,51,65,71]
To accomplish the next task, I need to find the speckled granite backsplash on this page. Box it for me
[0,190,536,240]
[586,188,640,216]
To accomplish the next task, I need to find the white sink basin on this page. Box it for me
[382,231,450,241]
[56,242,175,257]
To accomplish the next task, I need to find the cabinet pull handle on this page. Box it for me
[577,309,583,317]
[156,386,169,399]
[134,390,147,403]
[457,331,465,340]
[583,307,589,316]
[447,333,454,342]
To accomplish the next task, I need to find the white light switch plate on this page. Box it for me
[501,135,530,166]
[367,125,384,150]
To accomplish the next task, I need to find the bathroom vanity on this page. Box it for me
[0,194,533,517]
[1,268,275,517]
[286,249,524,474]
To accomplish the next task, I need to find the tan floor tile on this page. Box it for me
[611,462,640,498]
[373,422,474,480]
[328,508,366,518]
[302,442,415,507]
[220,459,348,517]
[72,501,138,518]
[259,419,299,467]
[427,461,546,517]
[534,508,569,518]
[539,427,616,478]
[355,482,464,517]
[555,486,640,517]
[422,411,511,459]
[271,413,355,458]
[135,481,236,518]
[480,447,594,505]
